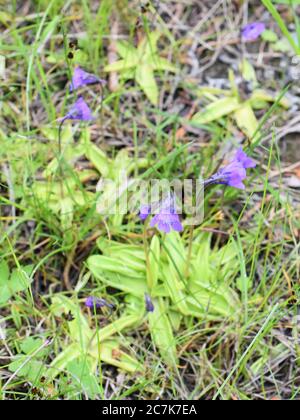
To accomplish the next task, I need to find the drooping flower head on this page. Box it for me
[85,296,114,310]
[60,97,95,122]
[70,66,106,92]
[204,148,256,190]
[242,22,266,42]
[145,294,155,312]
[140,194,183,234]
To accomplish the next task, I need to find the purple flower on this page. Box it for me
[140,195,183,234]
[60,97,94,122]
[85,296,114,310]
[70,66,106,92]
[205,148,256,190]
[145,294,155,312]
[149,196,183,234]
[242,22,266,42]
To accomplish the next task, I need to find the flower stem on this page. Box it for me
[143,223,153,290]
[57,120,65,199]
[185,225,194,279]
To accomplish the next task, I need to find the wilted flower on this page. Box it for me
[242,22,266,42]
[70,66,106,92]
[60,97,94,122]
[204,148,256,190]
[145,294,155,312]
[85,296,114,310]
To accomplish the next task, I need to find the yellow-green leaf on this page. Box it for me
[234,102,260,140]
[135,63,159,105]
[104,59,137,73]
[150,57,177,73]
[93,340,144,373]
[148,298,178,367]
[87,255,148,296]
[138,31,161,58]
[91,313,142,343]
[148,235,160,289]
[84,142,111,177]
[116,40,139,61]
[192,97,241,125]
[239,59,258,86]
[250,89,290,109]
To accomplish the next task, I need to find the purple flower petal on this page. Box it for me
[70,66,106,92]
[171,220,184,232]
[242,22,266,42]
[60,97,95,122]
[140,205,151,221]
[150,214,160,228]
[144,195,183,234]
[158,220,171,233]
[236,148,256,168]
[227,176,246,190]
[221,162,247,180]
[151,213,183,234]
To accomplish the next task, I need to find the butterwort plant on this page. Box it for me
[86,149,256,363]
